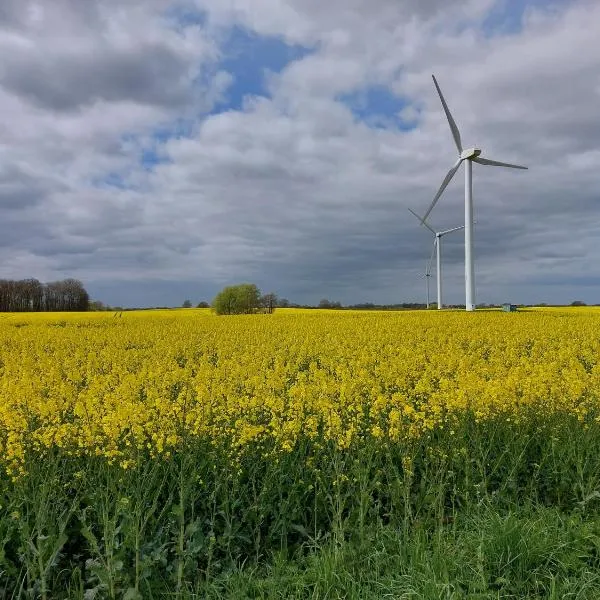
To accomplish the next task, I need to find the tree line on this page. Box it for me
[0,278,90,312]
[209,284,442,315]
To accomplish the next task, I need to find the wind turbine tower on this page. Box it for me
[409,208,464,309]
[422,75,528,311]
[424,250,434,309]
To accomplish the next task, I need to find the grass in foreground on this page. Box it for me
[2,414,600,598]
[201,505,600,599]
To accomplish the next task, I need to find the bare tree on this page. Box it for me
[261,293,278,314]
[0,278,90,312]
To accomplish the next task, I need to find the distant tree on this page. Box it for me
[196,301,210,308]
[0,280,10,311]
[89,300,106,311]
[318,298,342,309]
[44,281,61,311]
[212,287,236,315]
[351,302,375,310]
[182,299,192,308]
[236,284,261,314]
[261,292,277,314]
[0,278,89,312]
[63,279,89,311]
[212,283,262,315]
[277,297,290,308]
[21,278,43,311]
[570,300,586,307]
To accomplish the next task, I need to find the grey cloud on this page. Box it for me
[0,0,220,113]
[0,211,54,249]
[199,0,494,45]
[3,46,198,112]
[1,0,600,307]
[0,163,65,209]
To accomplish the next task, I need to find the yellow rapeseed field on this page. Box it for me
[1,307,599,478]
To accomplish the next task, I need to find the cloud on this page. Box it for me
[0,0,599,307]
[0,0,222,113]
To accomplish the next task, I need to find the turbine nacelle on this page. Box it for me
[460,148,481,160]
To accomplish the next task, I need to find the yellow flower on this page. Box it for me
[0,306,599,476]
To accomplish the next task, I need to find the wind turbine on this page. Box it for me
[423,240,435,309]
[409,208,464,310]
[422,75,528,311]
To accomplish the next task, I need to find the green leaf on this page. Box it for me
[123,588,143,600]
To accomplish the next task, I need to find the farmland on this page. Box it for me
[2,308,600,598]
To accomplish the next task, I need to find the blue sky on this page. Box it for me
[136,0,564,173]
[135,0,557,176]
[339,86,416,130]
[216,26,314,110]
[130,26,315,173]
[482,0,570,36]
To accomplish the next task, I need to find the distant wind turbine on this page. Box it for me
[423,241,435,309]
[422,74,528,311]
[409,208,464,310]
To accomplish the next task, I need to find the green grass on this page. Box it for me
[2,415,600,598]
[198,506,600,599]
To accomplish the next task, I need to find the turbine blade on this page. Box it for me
[426,239,437,276]
[422,159,462,222]
[432,75,462,153]
[472,156,528,170]
[408,208,436,234]
[438,225,465,236]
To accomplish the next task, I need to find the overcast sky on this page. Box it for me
[0,0,598,307]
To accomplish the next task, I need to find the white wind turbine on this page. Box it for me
[422,243,435,309]
[422,75,528,311]
[409,208,464,310]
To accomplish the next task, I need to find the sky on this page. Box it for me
[0,0,599,307]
